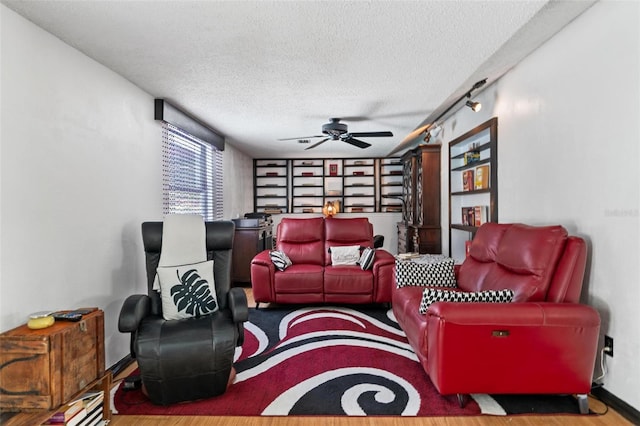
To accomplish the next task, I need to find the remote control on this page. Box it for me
[52,312,83,322]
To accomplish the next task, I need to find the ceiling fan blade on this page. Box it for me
[348,131,393,138]
[343,138,371,149]
[278,135,324,141]
[305,138,330,150]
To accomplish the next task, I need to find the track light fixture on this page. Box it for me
[429,124,443,138]
[391,78,488,154]
[465,99,482,112]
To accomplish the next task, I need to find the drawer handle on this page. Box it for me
[492,330,509,337]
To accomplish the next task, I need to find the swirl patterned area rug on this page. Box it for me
[114,306,583,417]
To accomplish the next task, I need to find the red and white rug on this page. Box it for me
[114,306,584,417]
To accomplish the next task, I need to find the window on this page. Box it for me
[162,122,223,220]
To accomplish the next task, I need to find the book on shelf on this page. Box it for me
[475,165,490,189]
[389,170,403,175]
[42,400,84,424]
[474,206,488,227]
[301,161,314,166]
[351,207,364,212]
[263,208,282,214]
[265,172,279,177]
[302,208,314,213]
[464,151,480,165]
[461,206,488,227]
[329,163,338,176]
[301,172,314,177]
[462,170,474,191]
[461,207,475,226]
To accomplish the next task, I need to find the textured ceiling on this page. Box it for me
[2,0,594,158]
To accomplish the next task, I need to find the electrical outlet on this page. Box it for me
[604,335,614,357]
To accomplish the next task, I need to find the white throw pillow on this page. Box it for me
[330,245,361,265]
[155,260,219,320]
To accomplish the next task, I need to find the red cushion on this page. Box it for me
[277,217,325,265]
[324,218,373,265]
[458,223,568,301]
[324,266,373,294]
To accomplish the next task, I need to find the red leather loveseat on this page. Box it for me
[392,223,601,414]
[251,217,395,306]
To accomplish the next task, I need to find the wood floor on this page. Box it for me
[4,288,632,426]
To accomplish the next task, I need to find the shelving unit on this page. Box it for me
[323,159,344,211]
[254,159,289,214]
[291,159,324,213]
[379,158,404,213]
[342,159,376,213]
[252,157,404,214]
[449,117,498,261]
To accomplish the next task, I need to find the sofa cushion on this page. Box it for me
[324,218,373,265]
[457,223,568,302]
[274,264,324,294]
[324,266,373,295]
[418,288,514,314]
[277,217,325,265]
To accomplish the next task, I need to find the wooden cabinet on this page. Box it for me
[231,222,273,284]
[448,117,498,261]
[398,144,441,254]
[0,309,110,422]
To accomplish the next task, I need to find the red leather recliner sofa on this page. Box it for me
[392,222,601,414]
[251,217,395,306]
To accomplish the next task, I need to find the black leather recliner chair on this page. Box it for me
[118,220,248,405]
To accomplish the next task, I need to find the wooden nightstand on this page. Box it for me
[0,309,111,423]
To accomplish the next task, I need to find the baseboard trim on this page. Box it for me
[591,386,640,424]
[108,354,134,378]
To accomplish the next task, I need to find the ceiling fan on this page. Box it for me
[278,118,393,150]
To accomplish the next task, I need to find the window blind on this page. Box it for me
[162,122,223,220]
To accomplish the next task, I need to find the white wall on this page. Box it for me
[0,5,160,365]
[0,6,254,369]
[434,1,639,410]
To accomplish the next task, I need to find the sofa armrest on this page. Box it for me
[228,287,249,323]
[371,249,396,303]
[250,249,276,303]
[425,302,600,395]
[118,294,151,333]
